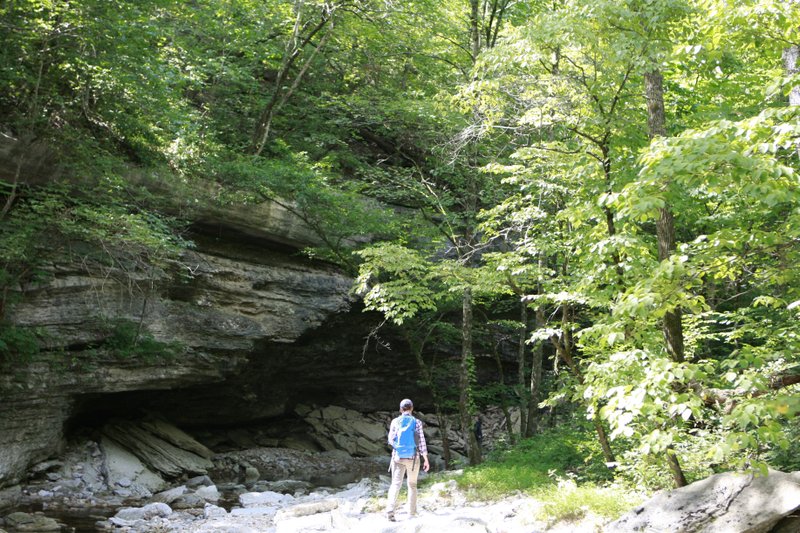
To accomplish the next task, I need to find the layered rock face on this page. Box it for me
[0,206,384,488]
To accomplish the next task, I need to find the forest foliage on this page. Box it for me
[2,0,799,489]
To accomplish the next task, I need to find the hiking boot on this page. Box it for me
[386,512,396,521]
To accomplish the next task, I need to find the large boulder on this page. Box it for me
[100,436,167,497]
[608,469,800,533]
[300,405,388,456]
[102,420,213,478]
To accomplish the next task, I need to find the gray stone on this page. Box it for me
[152,485,187,504]
[108,516,136,527]
[608,469,800,533]
[274,498,338,520]
[203,504,228,519]
[139,417,215,460]
[100,436,166,496]
[302,406,388,457]
[197,526,259,533]
[114,502,172,521]
[195,485,221,502]
[280,436,321,453]
[0,485,22,512]
[172,493,206,509]
[4,512,61,532]
[102,421,213,477]
[186,475,214,488]
[29,460,62,476]
[239,490,293,508]
[229,507,278,517]
[243,465,260,484]
[263,480,314,494]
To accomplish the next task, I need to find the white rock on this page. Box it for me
[186,474,214,488]
[239,490,293,508]
[274,498,338,521]
[114,502,172,521]
[100,436,166,496]
[203,503,228,518]
[229,507,278,517]
[196,484,221,502]
[153,485,187,503]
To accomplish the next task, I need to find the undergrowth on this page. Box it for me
[451,421,644,525]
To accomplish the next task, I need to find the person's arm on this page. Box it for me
[416,420,431,472]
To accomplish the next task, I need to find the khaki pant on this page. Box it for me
[386,456,420,516]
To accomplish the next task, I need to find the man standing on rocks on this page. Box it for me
[385,398,430,521]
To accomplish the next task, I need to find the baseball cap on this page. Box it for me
[400,398,413,410]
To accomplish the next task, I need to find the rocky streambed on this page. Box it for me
[0,405,505,532]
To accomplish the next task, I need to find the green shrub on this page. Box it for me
[531,479,642,525]
[0,325,40,366]
[456,420,614,499]
[103,320,182,362]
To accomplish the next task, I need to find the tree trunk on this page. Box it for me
[645,68,688,487]
[593,417,616,464]
[517,301,528,437]
[492,339,516,443]
[550,304,616,463]
[646,69,685,365]
[469,0,480,63]
[250,8,332,155]
[459,286,481,465]
[667,446,688,487]
[783,45,800,106]
[784,43,800,158]
[524,305,545,437]
[437,413,452,468]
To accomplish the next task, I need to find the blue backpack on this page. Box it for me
[393,415,419,459]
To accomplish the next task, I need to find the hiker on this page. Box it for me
[386,398,430,521]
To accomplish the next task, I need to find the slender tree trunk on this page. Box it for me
[492,340,516,443]
[0,152,25,221]
[437,413,452,469]
[645,68,687,487]
[469,0,481,62]
[251,7,332,155]
[784,42,800,158]
[459,287,481,464]
[666,446,688,486]
[645,69,685,364]
[550,304,616,463]
[524,305,545,437]
[517,300,528,437]
[783,45,800,106]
